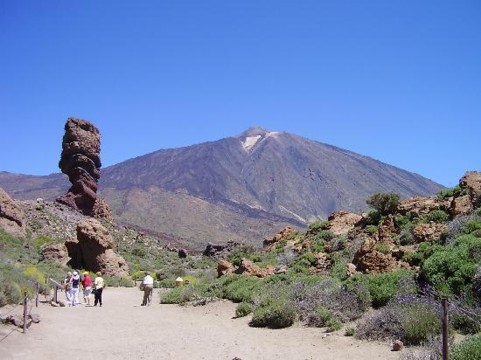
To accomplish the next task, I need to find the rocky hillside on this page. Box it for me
[0,127,444,250]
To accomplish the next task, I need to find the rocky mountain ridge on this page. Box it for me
[0,127,444,250]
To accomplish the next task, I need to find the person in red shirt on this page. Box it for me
[81,272,93,305]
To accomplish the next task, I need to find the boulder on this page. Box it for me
[398,196,449,217]
[459,171,481,206]
[263,226,295,249]
[327,211,363,236]
[451,195,472,216]
[0,187,26,238]
[217,259,234,277]
[234,258,275,278]
[71,219,128,277]
[378,215,396,243]
[413,223,447,243]
[40,243,70,265]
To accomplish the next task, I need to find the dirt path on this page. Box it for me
[0,287,401,360]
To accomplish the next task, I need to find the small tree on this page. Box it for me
[366,192,400,216]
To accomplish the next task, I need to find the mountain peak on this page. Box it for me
[238,127,270,137]
[237,127,280,152]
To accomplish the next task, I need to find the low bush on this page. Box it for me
[235,301,254,317]
[160,284,198,304]
[424,209,450,223]
[250,297,296,328]
[366,270,415,308]
[450,334,481,360]
[356,303,441,345]
[375,242,390,254]
[223,275,262,303]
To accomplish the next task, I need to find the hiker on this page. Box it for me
[82,272,93,305]
[93,271,104,307]
[71,271,81,306]
[64,271,73,306]
[141,271,154,306]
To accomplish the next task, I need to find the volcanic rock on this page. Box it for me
[73,218,128,277]
[0,187,26,238]
[56,118,111,219]
[327,211,363,236]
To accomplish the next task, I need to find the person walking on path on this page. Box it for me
[93,271,104,307]
[141,271,154,306]
[71,271,81,306]
[81,272,93,305]
[63,271,73,306]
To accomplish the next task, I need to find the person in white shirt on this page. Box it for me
[141,271,154,306]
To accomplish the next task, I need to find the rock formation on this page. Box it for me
[56,118,111,219]
[0,187,26,238]
[70,219,129,277]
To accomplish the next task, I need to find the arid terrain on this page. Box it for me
[0,287,401,360]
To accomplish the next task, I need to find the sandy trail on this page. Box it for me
[0,287,400,360]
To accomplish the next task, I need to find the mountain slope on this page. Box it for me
[0,128,444,249]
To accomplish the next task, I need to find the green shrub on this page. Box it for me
[235,301,254,317]
[402,305,441,345]
[366,210,381,226]
[309,220,329,232]
[160,285,197,304]
[420,235,479,296]
[366,193,400,216]
[344,327,355,336]
[450,334,481,360]
[424,209,450,223]
[250,297,296,328]
[365,225,378,235]
[462,219,481,235]
[326,317,343,332]
[223,275,262,303]
[375,242,390,254]
[356,303,441,345]
[450,312,481,335]
[437,185,463,200]
[397,230,415,246]
[367,270,414,308]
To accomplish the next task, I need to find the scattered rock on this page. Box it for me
[392,340,403,351]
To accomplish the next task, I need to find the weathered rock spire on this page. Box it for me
[56,117,111,219]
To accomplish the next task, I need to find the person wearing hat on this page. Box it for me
[93,271,104,307]
[81,272,93,305]
[71,271,81,306]
[141,271,154,306]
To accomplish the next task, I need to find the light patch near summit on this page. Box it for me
[241,131,280,151]
[242,135,262,151]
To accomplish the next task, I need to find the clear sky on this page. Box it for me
[1,1,480,187]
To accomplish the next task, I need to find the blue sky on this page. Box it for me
[1,1,480,187]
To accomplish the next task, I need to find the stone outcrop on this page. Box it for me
[327,211,363,236]
[0,187,26,238]
[263,226,296,249]
[203,241,240,259]
[413,222,447,243]
[56,118,111,219]
[234,258,275,278]
[40,243,70,265]
[460,171,481,204]
[68,219,128,277]
[397,196,449,217]
[353,237,398,274]
[217,259,235,276]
